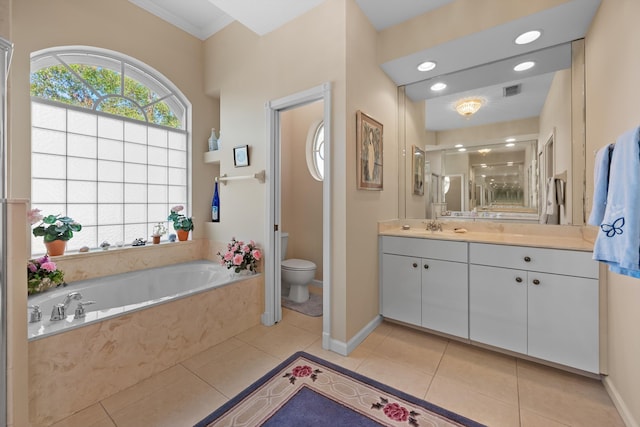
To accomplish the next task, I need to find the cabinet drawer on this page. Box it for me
[469,243,598,278]
[381,236,467,262]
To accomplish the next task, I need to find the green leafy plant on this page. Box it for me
[167,205,194,232]
[29,208,82,242]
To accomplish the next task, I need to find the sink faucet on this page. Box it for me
[50,291,83,321]
[424,220,443,232]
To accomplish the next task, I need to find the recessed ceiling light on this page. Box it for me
[458,148,467,152]
[515,30,541,45]
[507,162,514,166]
[506,143,515,147]
[417,61,437,72]
[481,175,487,178]
[505,137,516,142]
[481,164,487,168]
[454,144,463,148]
[514,61,535,71]
[430,82,447,91]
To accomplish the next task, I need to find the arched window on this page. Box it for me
[30,47,191,254]
[306,120,324,181]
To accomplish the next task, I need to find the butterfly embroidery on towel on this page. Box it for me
[601,217,625,237]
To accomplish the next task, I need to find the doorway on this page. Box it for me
[264,83,332,350]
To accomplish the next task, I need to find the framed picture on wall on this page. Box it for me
[356,110,383,190]
[233,145,250,167]
[412,145,425,196]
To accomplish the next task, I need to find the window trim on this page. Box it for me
[306,120,324,181]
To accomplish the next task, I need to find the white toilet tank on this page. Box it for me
[281,232,288,261]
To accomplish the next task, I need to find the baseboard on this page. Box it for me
[327,314,383,356]
[603,376,639,427]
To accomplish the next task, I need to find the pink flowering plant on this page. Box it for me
[27,255,65,295]
[28,208,82,242]
[167,205,194,231]
[217,237,262,273]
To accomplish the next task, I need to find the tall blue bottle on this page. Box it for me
[212,179,220,222]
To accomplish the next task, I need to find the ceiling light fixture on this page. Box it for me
[505,137,516,142]
[458,148,467,152]
[515,30,541,45]
[430,82,447,91]
[478,148,492,154]
[455,98,484,117]
[514,61,535,71]
[417,61,437,72]
[506,143,515,147]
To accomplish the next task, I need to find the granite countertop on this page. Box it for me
[379,220,596,252]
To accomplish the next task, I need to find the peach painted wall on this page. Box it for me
[585,0,640,425]
[280,101,324,281]
[344,0,400,340]
[539,69,572,224]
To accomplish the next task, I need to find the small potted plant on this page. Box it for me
[151,222,167,244]
[217,237,262,275]
[27,255,65,295]
[28,208,82,256]
[167,205,193,241]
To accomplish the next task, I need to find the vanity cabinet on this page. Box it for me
[469,243,599,373]
[380,236,468,338]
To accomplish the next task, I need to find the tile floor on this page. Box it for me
[51,309,624,427]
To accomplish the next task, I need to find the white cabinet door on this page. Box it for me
[421,259,468,338]
[470,264,527,354]
[528,272,599,373]
[381,253,421,325]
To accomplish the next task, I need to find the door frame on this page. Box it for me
[263,83,332,349]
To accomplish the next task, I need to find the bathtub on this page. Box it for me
[27,260,248,340]
[28,259,264,426]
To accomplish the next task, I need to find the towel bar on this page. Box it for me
[218,170,265,185]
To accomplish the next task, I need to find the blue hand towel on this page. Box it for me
[588,144,613,226]
[592,127,640,278]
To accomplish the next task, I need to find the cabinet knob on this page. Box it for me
[424,264,429,269]
[524,256,531,262]
[515,277,523,283]
[532,279,540,285]
[412,262,418,268]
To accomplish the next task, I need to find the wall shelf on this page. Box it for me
[203,150,221,164]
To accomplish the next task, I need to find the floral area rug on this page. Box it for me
[194,351,486,427]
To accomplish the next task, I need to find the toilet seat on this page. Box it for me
[282,259,316,271]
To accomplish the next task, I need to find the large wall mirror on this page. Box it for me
[400,39,586,225]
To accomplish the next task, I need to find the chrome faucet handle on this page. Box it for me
[74,300,96,319]
[28,305,42,323]
[50,303,66,321]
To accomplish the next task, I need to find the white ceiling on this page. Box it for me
[128,0,601,132]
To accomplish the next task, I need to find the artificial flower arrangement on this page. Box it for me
[217,237,262,273]
[27,255,65,295]
[167,205,194,231]
[28,208,82,242]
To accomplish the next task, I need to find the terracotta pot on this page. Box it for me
[177,230,189,241]
[152,235,161,244]
[45,240,66,256]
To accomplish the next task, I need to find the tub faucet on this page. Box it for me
[51,291,83,321]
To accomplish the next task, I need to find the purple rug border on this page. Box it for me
[194,351,487,427]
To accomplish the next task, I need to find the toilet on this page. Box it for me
[281,232,316,303]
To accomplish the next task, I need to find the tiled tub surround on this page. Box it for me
[27,260,243,340]
[28,241,264,426]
